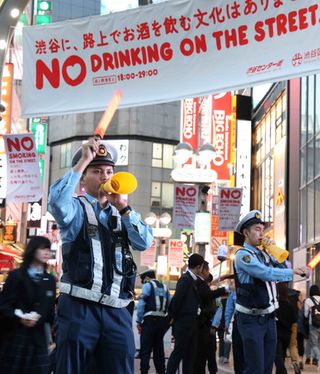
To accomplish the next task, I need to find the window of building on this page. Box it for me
[308,75,315,141]
[60,143,72,168]
[316,133,320,178]
[301,77,307,147]
[152,143,174,169]
[315,177,320,241]
[316,75,320,135]
[307,183,314,242]
[300,187,307,245]
[151,181,174,209]
[307,140,314,183]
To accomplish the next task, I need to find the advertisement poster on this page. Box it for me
[173,184,199,230]
[4,134,42,203]
[140,239,157,267]
[168,239,184,268]
[218,187,242,231]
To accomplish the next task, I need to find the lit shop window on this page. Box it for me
[152,143,174,169]
[60,143,72,168]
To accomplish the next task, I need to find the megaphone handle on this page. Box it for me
[217,262,222,284]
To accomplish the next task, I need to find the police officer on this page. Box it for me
[234,210,308,374]
[136,269,170,374]
[48,137,153,374]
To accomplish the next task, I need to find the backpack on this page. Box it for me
[310,296,320,328]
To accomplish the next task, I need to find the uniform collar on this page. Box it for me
[243,242,261,254]
[187,268,198,281]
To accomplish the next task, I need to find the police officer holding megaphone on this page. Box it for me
[233,210,310,374]
[48,137,153,374]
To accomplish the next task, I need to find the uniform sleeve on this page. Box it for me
[224,292,236,328]
[121,210,154,251]
[136,283,152,323]
[235,249,293,282]
[0,271,20,320]
[48,170,83,228]
[211,305,222,328]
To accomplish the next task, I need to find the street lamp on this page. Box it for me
[143,212,172,276]
[171,142,216,256]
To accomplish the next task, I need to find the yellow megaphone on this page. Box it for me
[101,172,138,195]
[261,239,289,263]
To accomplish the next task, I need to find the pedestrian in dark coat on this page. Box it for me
[0,236,56,374]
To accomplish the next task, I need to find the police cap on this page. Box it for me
[71,141,118,168]
[140,269,156,282]
[235,210,265,234]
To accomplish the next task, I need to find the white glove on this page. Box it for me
[294,266,311,278]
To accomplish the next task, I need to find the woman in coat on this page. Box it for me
[0,236,56,373]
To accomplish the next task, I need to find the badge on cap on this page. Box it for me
[255,212,261,220]
[97,144,108,157]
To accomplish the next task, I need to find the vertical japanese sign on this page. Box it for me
[218,187,243,231]
[140,239,157,267]
[173,184,199,230]
[199,96,212,147]
[0,63,13,199]
[180,98,199,165]
[31,118,47,154]
[4,134,42,202]
[212,92,232,181]
[236,120,252,215]
[168,239,184,268]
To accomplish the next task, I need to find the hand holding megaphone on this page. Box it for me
[101,172,138,195]
[261,238,289,263]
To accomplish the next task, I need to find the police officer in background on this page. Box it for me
[48,137,153,374]
[136,269,171,374]
[234,210,309,374]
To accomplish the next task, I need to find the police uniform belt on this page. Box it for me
[235,303,276,316]
[60,282,132,308]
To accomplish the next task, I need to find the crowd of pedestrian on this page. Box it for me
[0,138,318,374]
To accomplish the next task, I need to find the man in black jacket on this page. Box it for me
[195,261,229,374]
[167,254,204,374]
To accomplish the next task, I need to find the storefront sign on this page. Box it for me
[3,222,17,244]
[4,134,42,202]
[180,98,199,165]
[140,239,157,267]
[218,187,242,231]
[0,63,13,139]
[31,118,47,154]
[168,239,184,268]
[236,120,252,215]
[22,0,320,116]
[212,92,232,181]
[173,184,198,230]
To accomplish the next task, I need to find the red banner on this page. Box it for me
[140,239,157,267]
[212,92,232,181]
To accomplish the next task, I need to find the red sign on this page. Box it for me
[169,239,184,268]
[140,239,157,267]
[181,98,199,150]
[212,92,232,181]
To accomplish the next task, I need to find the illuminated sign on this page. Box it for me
[31,118,47,154]
[0,63,13,140]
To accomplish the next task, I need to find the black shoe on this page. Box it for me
[313,358,318,366]
[305,358,311,365]
[293,362,301,374]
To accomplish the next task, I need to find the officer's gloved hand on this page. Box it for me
[294,266,311,278]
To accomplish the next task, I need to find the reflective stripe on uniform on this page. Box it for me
[60,282,132,308]
[79,197,103,293]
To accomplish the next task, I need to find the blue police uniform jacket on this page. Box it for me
[234,243,293,313]
[48,170,153,309]
[136,279,170,323]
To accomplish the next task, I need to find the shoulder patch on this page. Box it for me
[242,255,251,263]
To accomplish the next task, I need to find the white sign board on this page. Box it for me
[168,239,184,268]
[23,0,320,116]
[140,239,157,267]
[173,184,198,230]
[218,187,242,232]
[4,134,42,202]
